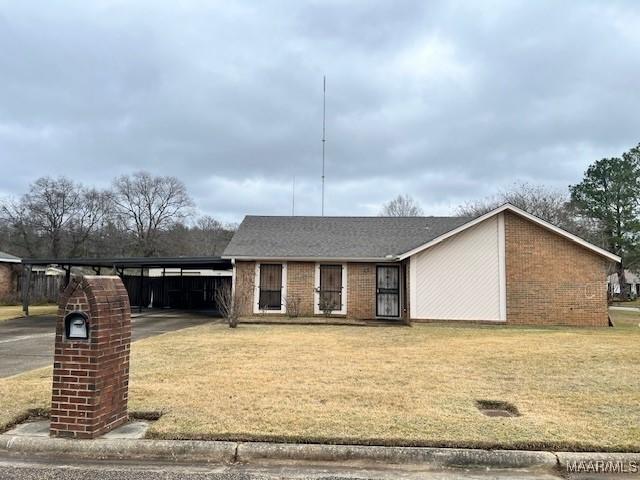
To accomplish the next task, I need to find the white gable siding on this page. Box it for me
[409,214,505,321]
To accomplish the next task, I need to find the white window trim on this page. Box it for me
[254,262,287,314]
[314,263,348,315]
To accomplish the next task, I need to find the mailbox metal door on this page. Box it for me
[64,311,89,340]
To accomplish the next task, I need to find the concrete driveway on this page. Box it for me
[0,310,219,378]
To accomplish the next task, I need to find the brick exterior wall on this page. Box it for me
[286,262,315,316]
[234,261,256,316]
[505,212,610,326]
[50,275,131,439]
[347,262,376,320]
[0,264,18,300]
[234,261,382,320]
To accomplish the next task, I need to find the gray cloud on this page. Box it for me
[1,0,639,222]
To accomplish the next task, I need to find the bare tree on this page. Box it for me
[456,182,607,244]
[191,216,231,256]
[379,194,424,216]
[154,217,236,256]
[459,182,571,222]
[0,177,111,258]
[215,268,254,328]
[67,188,113,257]
[318,295,335,317]
[214,283,239,328]
[284,294,302,318]
[112,172,194,256]
[0,198,39,256]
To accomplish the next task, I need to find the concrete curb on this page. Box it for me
[0,434,560,469]
[0,435,237,463]
[236,442,557,469]
[2,433,639,471]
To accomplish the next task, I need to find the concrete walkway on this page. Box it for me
[0,310,219,378]
[609,305,640,312]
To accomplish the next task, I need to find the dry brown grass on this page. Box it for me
[609,308,640,329]
[0,305,58,322]
[0,368,51,430]
[1,318,638,451]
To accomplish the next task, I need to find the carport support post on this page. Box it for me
[139,267,144,313]
[162,267,166,308]
[21,265,32,317]
[64,265,71,287]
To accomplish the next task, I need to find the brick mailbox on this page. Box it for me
[50,275,132,439]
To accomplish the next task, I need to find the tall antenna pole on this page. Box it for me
[291,175,295,216]
[321,75,326,216]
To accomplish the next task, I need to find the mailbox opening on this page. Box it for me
[64,311,89,340]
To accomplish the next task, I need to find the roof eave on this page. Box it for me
[397,203,621,263]
[222,255,399,263]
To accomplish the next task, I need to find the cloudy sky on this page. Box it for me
[1,0,639,223]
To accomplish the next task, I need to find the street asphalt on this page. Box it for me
[0,455,566,480]
[0,310,218,378]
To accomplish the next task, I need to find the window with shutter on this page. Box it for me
[258,264,283,310]
[319,264,343,311]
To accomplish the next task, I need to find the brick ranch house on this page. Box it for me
[222,204,620,326]
[0,250,21,301]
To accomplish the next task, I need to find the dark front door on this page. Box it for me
[376,265,400,317]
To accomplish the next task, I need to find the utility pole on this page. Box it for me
[321,75,326,216]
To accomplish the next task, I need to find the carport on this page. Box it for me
[20,256,232,314]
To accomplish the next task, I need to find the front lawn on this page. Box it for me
[1,320,638,451]
[609,308,640,328]
[0,305,58,322]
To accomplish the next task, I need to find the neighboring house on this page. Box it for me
[0,251,21,300]
[608,270,640,297]
[223,203,620,327]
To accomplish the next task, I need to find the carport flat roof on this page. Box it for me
[21,256,232,269]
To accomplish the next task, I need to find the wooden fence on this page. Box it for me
[17,271,64,304]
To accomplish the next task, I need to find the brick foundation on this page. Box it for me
[505,212,610,326]
[50,275,131,439]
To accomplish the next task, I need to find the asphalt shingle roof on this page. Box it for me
[0,250,20,262]
[223,216,472,259]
